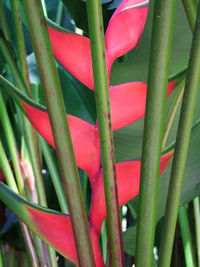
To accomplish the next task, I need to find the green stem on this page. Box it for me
[10,0,32,93]
[162,80,185,148]
[41,0,47,17]
[178,205,197,267]
[135,1,177,266]
[0,139,39,266]
[21,1,95,265]
[82,171,89,212]
[0,91,24,194]
[0,244,3,267]
[182,0,197,32]
[158,3,200,267]
[101,220,108,263]
[87,0,124,266]
[55,2,64,25]
[0,6,56,263]
[0,138,18,193]
[0,26,47,207]
[193,197,200,266]
[0,0,11,41]
[19,222,39,267]
[38,136,68,213]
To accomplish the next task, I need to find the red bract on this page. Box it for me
[89,150,173,232]
[2,0,180,265]
[48,0,149,90]
[22,102,100,179]
[110,80,177,130]
[26,206,105,267]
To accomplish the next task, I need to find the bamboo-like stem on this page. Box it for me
[0,91,24,193]
[86,0,124,266]
[38,136,68,213]
[21,1,95,265]
[135,1,177,266]
[158,3,200,267]
[178,205,197,267]
[182,0,197,32]
[193,197,200,266]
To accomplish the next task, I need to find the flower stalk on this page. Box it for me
[135,0,177,266]
[178,205,196,267]
[87,0,124,266]
[158,2,200,266]
[21,0,95,265]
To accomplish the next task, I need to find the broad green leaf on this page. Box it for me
[61,0,114,33]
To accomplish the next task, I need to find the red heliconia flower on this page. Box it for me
[89,150,173,232]
[22,102,100,180]
[110,80,177,130]
[48,0,149,90]
[0,0,181,265]
[26,207,105,267]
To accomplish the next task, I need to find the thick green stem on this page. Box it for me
[87,0,124,266]
[178,205,197,267]
[21,1,95,265]
[135,1,177,266]
[193,197,200,266]
[0,91,24,194]
[182,0,197,32]
[158,3,200,267]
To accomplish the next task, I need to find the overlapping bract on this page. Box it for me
[48,0,149,90]
[0,0,178,265]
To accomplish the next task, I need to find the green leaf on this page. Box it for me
[61,0,114,33]
[123,225,137,256]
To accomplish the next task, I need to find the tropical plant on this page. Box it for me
[0,0,199,266]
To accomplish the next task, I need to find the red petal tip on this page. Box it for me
[48,26,94,90]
